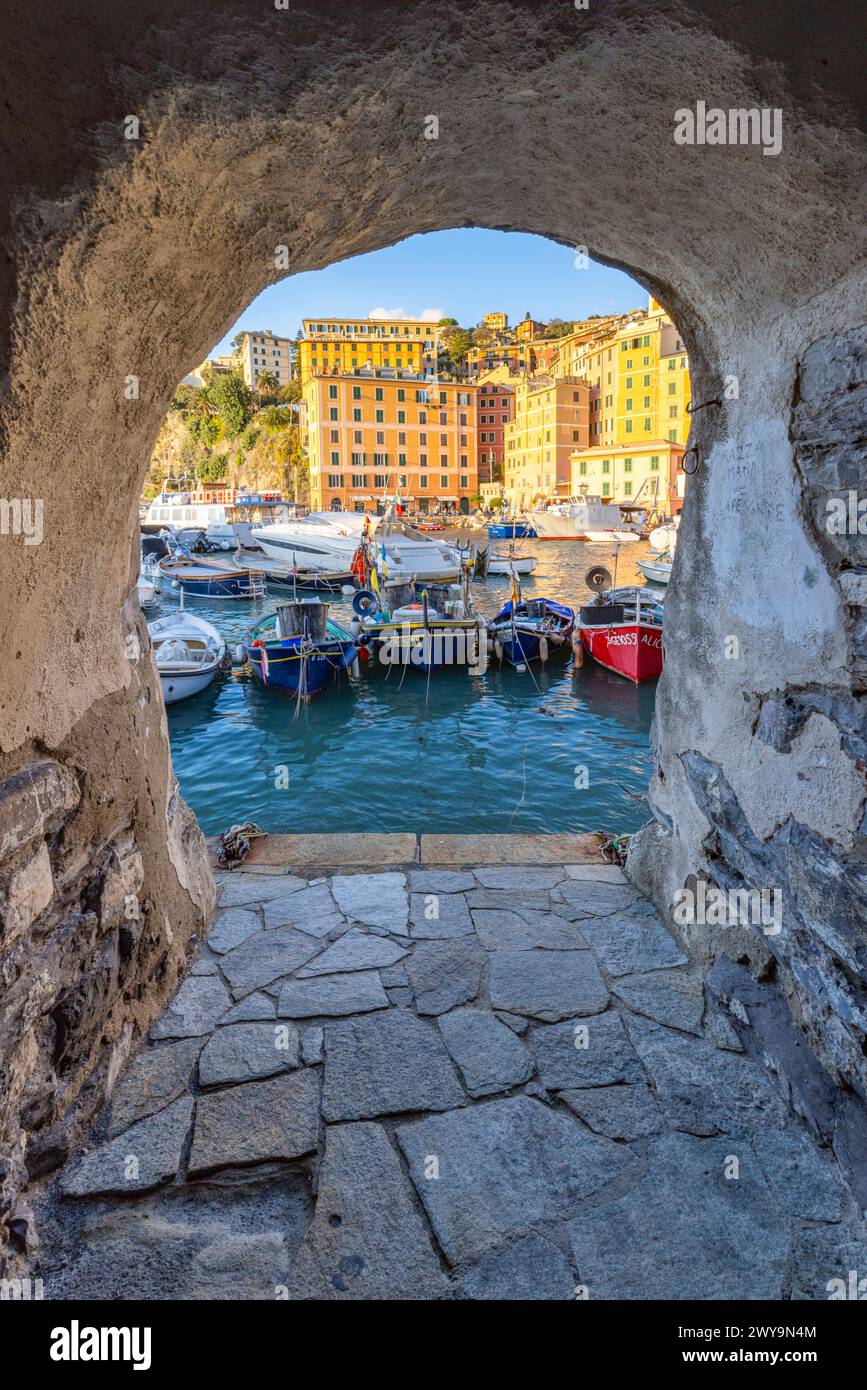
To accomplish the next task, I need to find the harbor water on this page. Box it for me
[158,536,660,838]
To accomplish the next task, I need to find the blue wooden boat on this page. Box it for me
[487,521,537,539]
[242,602,359,699]
[488,597,575,668]
[159,556,266,599]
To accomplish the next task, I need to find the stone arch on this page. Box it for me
[1,0,865,1254]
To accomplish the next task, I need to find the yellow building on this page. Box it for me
[482,311,509,331]
[570,440,685,507]
[503,376,591,507]
[297,317,439,386]
[548,299,691,450]
[303,369,479,513]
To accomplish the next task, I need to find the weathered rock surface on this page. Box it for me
[296,928,407,976]
[263,882,342,936]
[217,927,320,999]
[474,868,566,891]
[276,972,389,1018]
[208,907,261,955]
[300,1026,323,1065]
[533,1011,644,1089]
[331,873,408,933]
[559,1084,664,1140]
[322,1010,466,1121]
[471,908,588,951]
[397,1097,635,1264]
[218,875,306,908]
[405,939,485,1015]
[150,974,231,1040]
[489,949,609,1021]
[438,1007,533,1096]
[612,972,705,1034]
[410,871,476,894]
[456,1233,576,1300]
[198,1022,299,1087]
[108,1039,202,1137]
[286,1123,450,1300]
[579,914,687,977]
[410,891,474,938]
[568,1133,791,1299]
[61,1098,193,1196]
[188,1070,320,1174]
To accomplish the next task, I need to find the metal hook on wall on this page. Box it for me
[686,397,723,415]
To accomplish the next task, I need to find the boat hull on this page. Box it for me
[487,555,537,574]
[636,557,672,585]
[245,637,357,698]
[487,522,536,539]
[159,559,266,599]
[159,665,220,705]
[578,621,663,683]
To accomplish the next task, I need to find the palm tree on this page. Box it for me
[256,369,280,399]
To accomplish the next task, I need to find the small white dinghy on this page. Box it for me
[487,552,537,575]
[636,554,673,585]
[583,528,640,544]
[137,575,158,609]
[148,610,226,704]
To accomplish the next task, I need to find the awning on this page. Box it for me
[439,495,459,501]
[350,494,374,500]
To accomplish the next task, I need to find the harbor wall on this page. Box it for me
[0,0,865,1271]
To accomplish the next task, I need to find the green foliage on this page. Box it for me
[207,372,252,437]
[438,316,458,326]
[187,414,222,448]
[195,454,228,482]
[241,427,261,451]
[542,318,574,339]
[439,325,474,361]
[261,406,289,430]
[279,377,301,405]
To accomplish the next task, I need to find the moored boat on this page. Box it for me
[242,600,359,699]
[350,581,486,673]
[148,611,226,704]
[486,552,537,575]
[530,495,638,541]
[636,554,673,585]
[487,520,537,539]
[159,555,267,599]
[488,596,575,669]
[137,575,158,609]
[576,581,664,683]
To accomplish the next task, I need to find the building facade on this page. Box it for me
[570,440,685,507]
[503,376,591,506]
[476,379,514,484]
[236,331,294,390]
[303,368,479,513]
[297,317,439,386]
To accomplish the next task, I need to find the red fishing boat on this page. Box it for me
[574,571,665,683]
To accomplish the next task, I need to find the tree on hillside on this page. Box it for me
[208,372,252,437]
[255,369,280,398]
[438,317,458,327]
[279,377,301,406]
[195,454,228,482]
[438,324,474,361]
[542,318,574,339]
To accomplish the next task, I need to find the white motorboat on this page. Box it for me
[143,492,297,543]
[636,554,673,585]
[148,611,226,704]
[487,552,537,575]
[648,517,680,552]
[583,528,640,545]
[530,495,638,541]
[137,575,158,608]
[251,511,461,583]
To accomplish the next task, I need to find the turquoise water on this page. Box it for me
[159,536,659,837]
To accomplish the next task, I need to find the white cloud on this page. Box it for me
[368,306,444,322]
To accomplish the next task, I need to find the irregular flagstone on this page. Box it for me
[579,913,687,977]
[208,907,262,955]
[199,1022,300,1087]
[495,1011,529,1034]
[533,1011,644,1089]
[150,973,231,1040]
[190,955,220,976]
[409,892,474,939]
[568,1132,791,1299]
[300,1026,323,1065]
[489,949,609,1022]
[613,972,705,1034]
[387,987,413,1007]
[474,868,566,891]
[380,964,409,988]
[296,928,407,976]
[410,870,476,894]
[553,881,642,916]
[188,1069,320,1175]
[456,1233,576,1301]
[753,1126,845,1221]
[219,874,306,908]
[559,1083,664,1140]
[263,882,343,936]
[404,939,485,1015]
[286,1123,451,1300]
[626,1016,789,1135]
[465,889,554,913]
[218,927,320,1000]
[564,864,628,882]
[437,1007,534,1097]
[276,972,389,1018]
[471,908,588,952]
[61,1097,193,1196]
[703,1007,744,1052]
[108,1039,201,1137]
[331,872,408,934]
[321,1010,466,1121]
[396,1096,635,1265]
[218,991,275,1025]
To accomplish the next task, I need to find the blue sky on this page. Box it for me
[213,229,645,352]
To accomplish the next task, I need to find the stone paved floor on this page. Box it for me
[38,861,867,1300]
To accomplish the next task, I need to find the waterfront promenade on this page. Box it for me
[38,837,864,1300]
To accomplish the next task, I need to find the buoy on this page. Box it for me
[494,639,504,662]
[539,636,549,663]
[341,584,356,597]
[233,643,246,665]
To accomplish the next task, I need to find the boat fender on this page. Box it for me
[348,655,361,680]
[539,636,549,663]
[349,618,362,637]
[352,588,380,617]
[494,638,504,662]
[233,643,246,665]
[341,585,356,597]
[572,635,585,667]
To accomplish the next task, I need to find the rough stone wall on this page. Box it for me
[0,0,865,1267]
